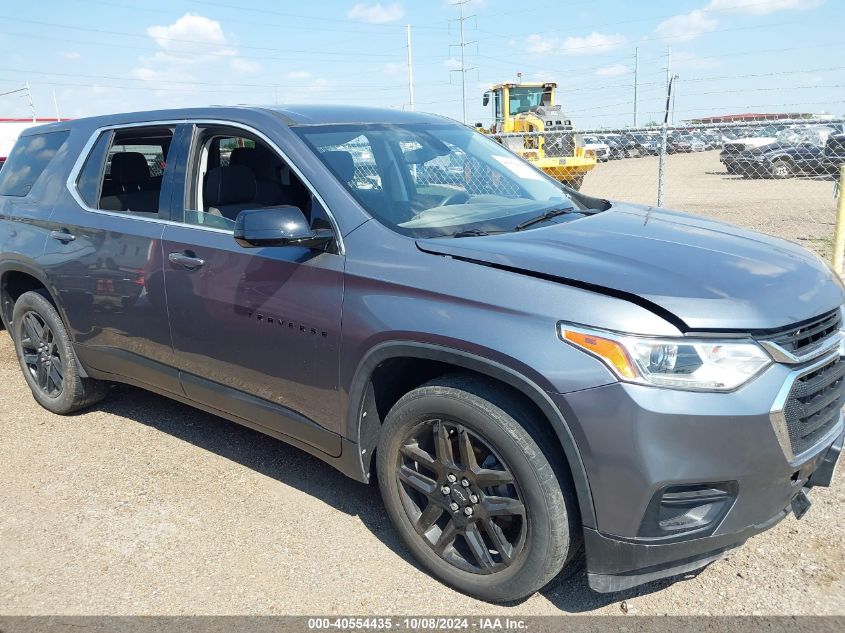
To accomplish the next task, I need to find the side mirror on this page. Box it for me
[233,206,333,250]
[482,92,490,107]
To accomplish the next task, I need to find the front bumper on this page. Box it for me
[723,158,770,175]
[583,429,841,592]
[551,363,844,593]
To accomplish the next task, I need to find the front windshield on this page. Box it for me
[774,127,829,146]
[295,123,581,238]
[508,87,547,116]
[754,126,779,137]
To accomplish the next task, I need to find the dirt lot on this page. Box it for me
[1,150,844,616]
[582,150,840,260]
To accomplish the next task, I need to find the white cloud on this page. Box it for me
[443,58,463,70]
[131,13,258,87]
[561,32,626,55]
[230,57,261,74]
[596,63,630,78]
[347,2,405,24]
[285,70,312,80]
[654,10,718,42]
[526,34,557,55]
[705,0,824,15]
[147,13,233,56]
[58,51,81,60]
[526,31,624,56]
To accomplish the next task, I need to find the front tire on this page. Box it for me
[11,290,107,414]
[770,159,794,179]
[376,374,578,602]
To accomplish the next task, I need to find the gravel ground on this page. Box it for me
[1,151,844,616]
[581,150,840,260]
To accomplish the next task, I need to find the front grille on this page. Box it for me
[758,309,841,358]
[784,356,845,456]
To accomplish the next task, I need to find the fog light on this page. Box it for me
[638,482,737,540]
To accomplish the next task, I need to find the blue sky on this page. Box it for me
[0,0,842,128]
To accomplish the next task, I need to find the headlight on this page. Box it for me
[559,323,771,391]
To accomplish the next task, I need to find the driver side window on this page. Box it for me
[182,126,313,231]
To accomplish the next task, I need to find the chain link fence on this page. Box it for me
[494,119,845,261]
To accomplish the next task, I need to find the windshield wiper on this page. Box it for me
[452,228,488,238]
[514,206,576,231]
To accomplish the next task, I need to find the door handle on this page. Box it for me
[50,230,76,243]
[168,251,205,270]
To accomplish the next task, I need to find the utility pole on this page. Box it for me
[450,0,476,125]
[25,81,36,122]
[633,47,639,128]
[406,24,415,111]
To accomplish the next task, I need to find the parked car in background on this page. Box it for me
[699,130,723,150]
[727,127,835,179]
[578,134,611,161]
[596,133,630,160]
[668,133,706,153]
[624,132,660,156]
[720,125,786,172]
[1,105,843,604]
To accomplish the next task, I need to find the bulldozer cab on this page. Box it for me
[483,82,556,133]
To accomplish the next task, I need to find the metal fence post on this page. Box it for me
[657,123,667,207]
[833,165,845,274]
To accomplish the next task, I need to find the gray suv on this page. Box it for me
[0,106,842,602]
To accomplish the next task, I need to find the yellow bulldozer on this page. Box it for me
[480,82,596,190]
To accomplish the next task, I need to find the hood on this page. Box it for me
[416,203,844,331]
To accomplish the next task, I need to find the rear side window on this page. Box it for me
[75,126,174,215]
[0,131,69,197]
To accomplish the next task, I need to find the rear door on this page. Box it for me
[161,122,345,451]
[41,123,184,393]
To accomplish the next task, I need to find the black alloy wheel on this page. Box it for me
[377,374,579,602]
[396,418,526,574]
[19,310,63,397]
[11,290,107,414]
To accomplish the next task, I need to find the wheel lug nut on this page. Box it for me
[449,502,459,512]
[470,494,479,504]
[447,473,457,483]
[441,485,451,495]
[461,478,470,487]
[463,507,473,516]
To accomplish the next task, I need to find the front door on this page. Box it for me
[161,124,345,447]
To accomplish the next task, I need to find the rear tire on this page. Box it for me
[770,159,794,179]
[11,290,107,414]
[376,374,578,602]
